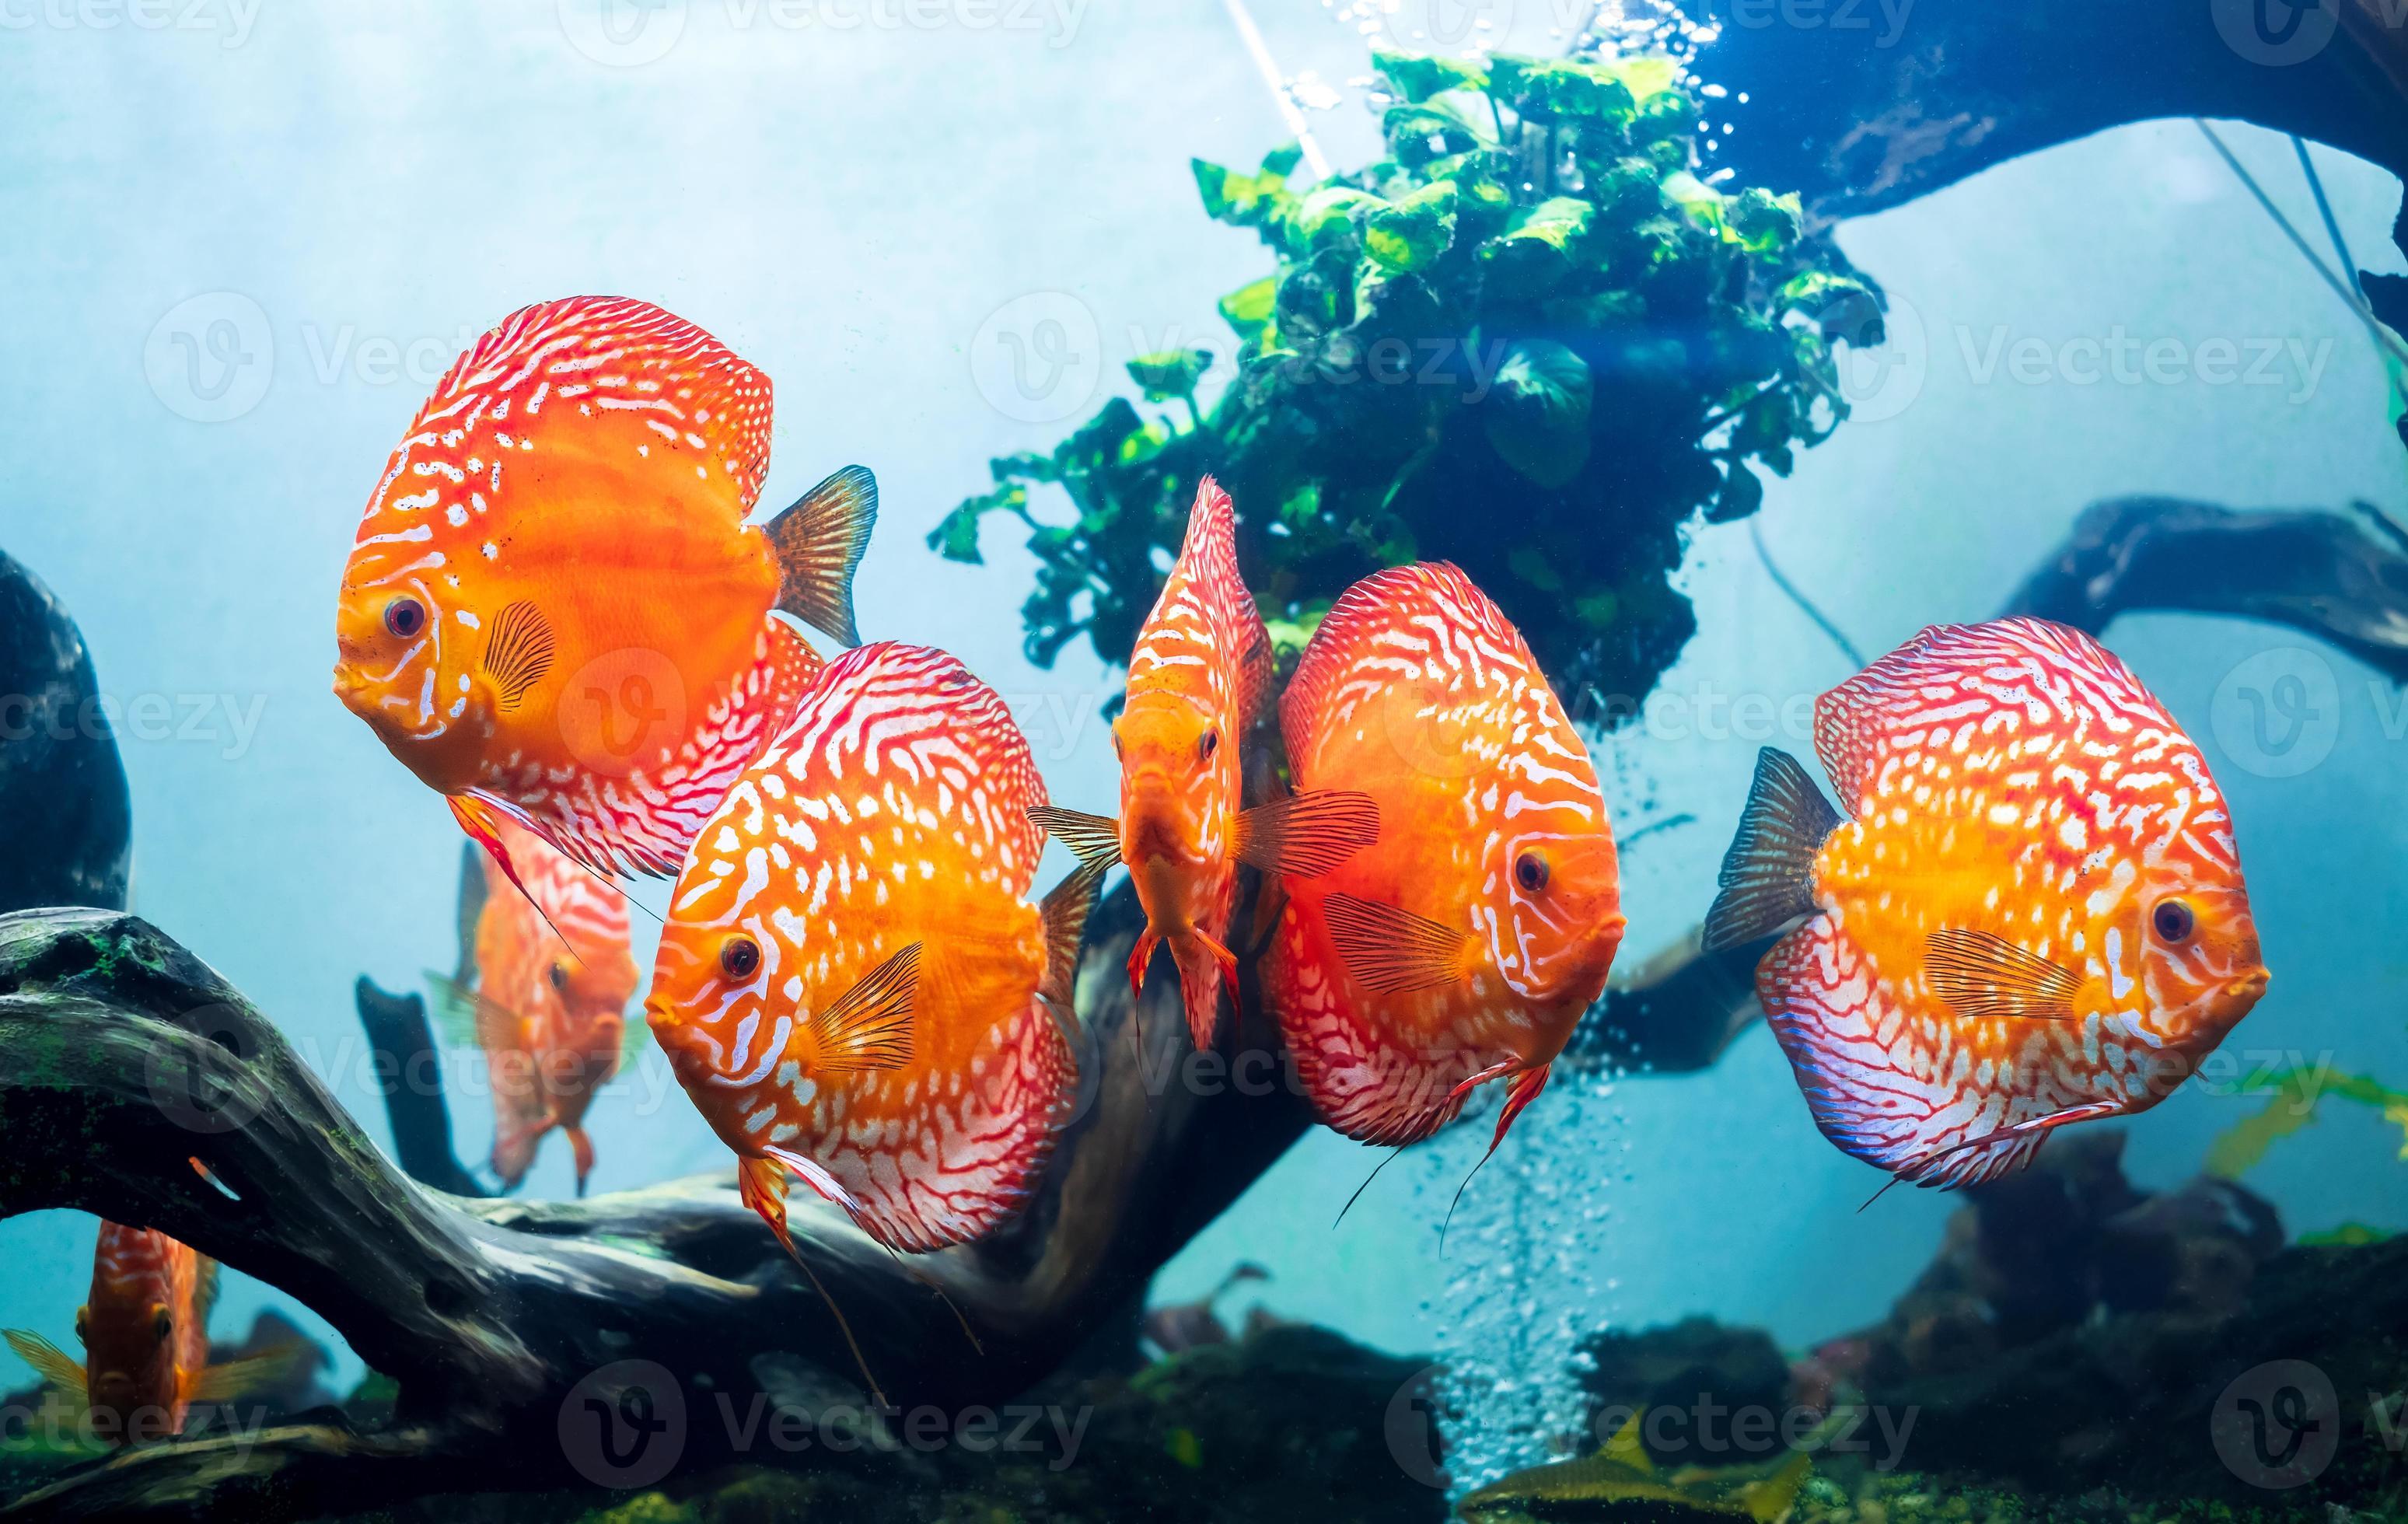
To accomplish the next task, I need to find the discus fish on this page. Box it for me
[1456,1409,1811,1522]
[1265,563,1625,1151]
[1703,617,2270,1188]
[645,641,1096,1257]
[3,1223,303,1445]
[332,295,875,886]
[1031,477,1378,1049]
[428,819,642,1194]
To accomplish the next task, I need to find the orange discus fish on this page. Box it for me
[331,295,876,886]
[1030,477,1378,1050]
[1265,562,1626,1152]
[1703,617,2271,1188]
[645,641,1096,1257]
[4,1222,302,1445]
[428,819,642,1195]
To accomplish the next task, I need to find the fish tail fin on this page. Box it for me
[3,1330,86,1404]
[1703,747,1841,952]
[186,1340,312,1406]
[1173,932,1237,1051]
[492,1117,550,1189]
[1038,858,1106,1012]
[567,1127,596,1197]
[765,464,877,648]
[1745,1447,1814,1522]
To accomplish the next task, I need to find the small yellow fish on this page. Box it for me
[1456,1410,1810,1523]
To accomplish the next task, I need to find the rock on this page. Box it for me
[0,550,131,914]
[1571,1316,1795,1468]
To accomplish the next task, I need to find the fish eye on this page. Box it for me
[383,596,427,639]
[548,962,570,993]
[151,1308,173,1341]
[2151,897,2196,944]
[1198,729,1219,761]
[72,1307,87,1344]
[719,935,761,981]
[1514,851,1550,893]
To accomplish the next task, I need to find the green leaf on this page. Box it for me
[1193,157,1292,230]
[1288,186,1385,255]
[1127,349,1212,402]
[1365,180,1459,274]
[1218,276,1278,341]
[1485,54,1637,123]
[1260,142,1304,177]
[1709,461,1763,523]
[1661,171,1727,237]
[1480,197,1592,295]
[1482,339,1593,488]
[1506,545,1564,592]
[1727,187,1802,257]
[928,484,1023,565]
[1371,45,1487,103]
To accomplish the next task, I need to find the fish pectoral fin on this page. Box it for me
[1231,790,1380,878]
[617,1012,651,1070]
[481,599,557,711]
[1703,746,1841,952]
[1322,893,1465,994]
[185,1340,312,1406]
[765,463,877,648]
[1026,806,1124,869]
[1037,858,1108,1012]
[809,944,921,1073]
[1599,1407,1654,1477]
[1924,928,2084,1022]
[3,1330,87,1403]
[424,970,529,1055]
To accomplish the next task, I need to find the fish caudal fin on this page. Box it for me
[186,1340,311,1406]
[765,464,877,648]
[807,944,921,1073]
[1027,806,1124,869]
[1703,747,1841,952]
[3,1330,86,1403]
[1231,790,1380,878]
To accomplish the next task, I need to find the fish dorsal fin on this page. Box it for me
[1602,1407,1654,1476]
[1027,806,1124,869]
[453,841,488,988]
[1924,928,2083,1023]
[1322,892,1466,994]
[3,1330,86,1403]
[764,464,877,648]
[1703,747,1841,952]
[482,600,557,711]
[1038,858,1106,1012]
[186,1340,311,1405]
[810,944,920,1073]
[1232,791,1380,878]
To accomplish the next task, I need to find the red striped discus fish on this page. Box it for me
[331,295,875,886]
[1032,477,1377,1050]
[1265,562,1626,1150]
[4,1223,301,1445]
[1703,617,2271,1188]
[428,819,641,1195]
[645,641,1096,1256]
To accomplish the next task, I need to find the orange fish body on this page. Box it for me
[332,295,874,880]
[1266,563,1626,1148]
[1032,478,1375,1050]
[446,819,641,1192]
[645,641,1089,1254]
[2,1222,301,1445]
[1705,617,2271,1187]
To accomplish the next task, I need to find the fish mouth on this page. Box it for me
[2226,966,2271,1003]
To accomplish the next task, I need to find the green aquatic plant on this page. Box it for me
[2203,1064,2408,1179]
[932,46,1881,704]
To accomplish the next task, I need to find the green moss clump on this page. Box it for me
[932,47,1881,708]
